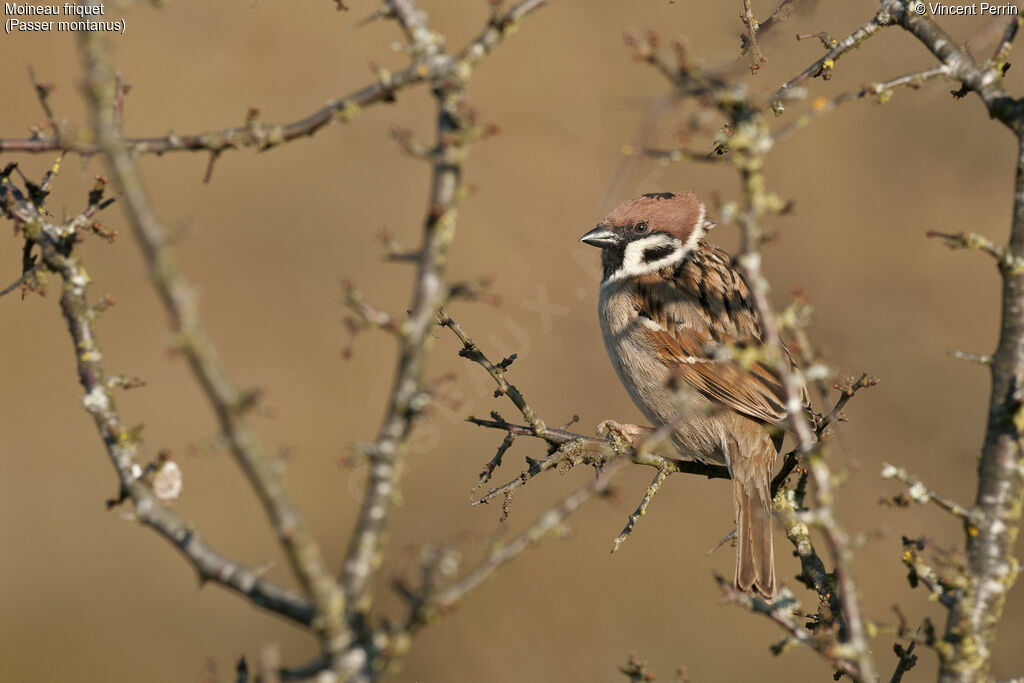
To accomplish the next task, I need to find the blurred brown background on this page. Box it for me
[2,1,1023,681]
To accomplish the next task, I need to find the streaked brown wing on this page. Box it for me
[650,326,790,425]
[637,246,808,427]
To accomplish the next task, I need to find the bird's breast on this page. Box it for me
[597,283,675,426]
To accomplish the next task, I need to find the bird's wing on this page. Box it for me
[636,247,809,427]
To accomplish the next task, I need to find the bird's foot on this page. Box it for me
[596,420,652,450]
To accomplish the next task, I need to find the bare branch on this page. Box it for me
[949,349,992,366]
[927,229,1024,273]
[990,16,1021,67]
[77,24,351,667]
[0,72,415,157]
[773,66,952,142]
[715,577,864,674]
[440,311,546,433]
[411,458,624,626]
[772,6,895,106]
[0,263,39,299]
[612,465,671,553]
[888,0,1022,129]
[0,177,315,628]
[467,416,730,480]
[739,0,768,72]
[339,0,554,632]
[881,462,982,524]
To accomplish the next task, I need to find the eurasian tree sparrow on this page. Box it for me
[580,191,807,598]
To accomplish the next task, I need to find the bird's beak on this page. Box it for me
[579,225,618,248]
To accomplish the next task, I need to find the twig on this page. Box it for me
[619,652,663,682]
[881,463,982,524]
[772,477,842,630]
[715,577,863,674]
[439,312,546,433]
[889,641,918,683]
[0,264,39,299]
[771,5,895,106]
[470,435,591,511]
[27,65,56,125]
[642,146,726,163]
[948,349,992,366]
[926,230,1024,273]
[889,0,1023,128]
[818,372,878,431]
[773,66,951,142]
[770,372,878,494]
[740,0,801,62]
[989,16,1021,69]
[740,0,768,72]
[0,70,418,157]
[385,0,442,59]
[612,465,671,553]
[469,432,516,497]
[900,536,961,608]
[408,458,625,629]
[757,0,800,38]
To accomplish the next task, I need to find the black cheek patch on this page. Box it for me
[641,192,675,200]
[642,245,676,263]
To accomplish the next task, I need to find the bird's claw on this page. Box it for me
[596,420,650,449]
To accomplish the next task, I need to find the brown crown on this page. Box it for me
[603,191,704,242]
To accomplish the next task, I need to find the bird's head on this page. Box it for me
[580,191,715,283]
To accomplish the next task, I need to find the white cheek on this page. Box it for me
[685,204,708,253]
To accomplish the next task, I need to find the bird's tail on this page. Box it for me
[734,466,776,599]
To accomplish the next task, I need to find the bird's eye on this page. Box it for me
[634,221,650,234]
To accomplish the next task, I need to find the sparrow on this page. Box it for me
[580,191,806,598]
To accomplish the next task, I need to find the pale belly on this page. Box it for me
[597,285,728,466]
